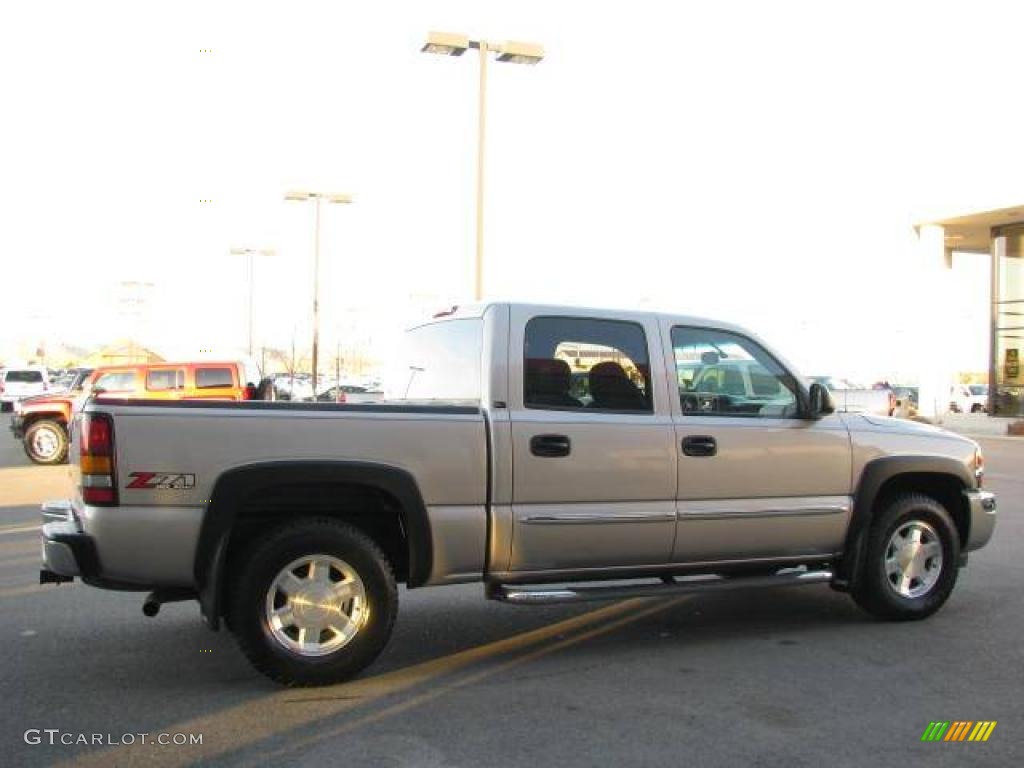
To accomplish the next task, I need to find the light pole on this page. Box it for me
[421,31,544,301]
[284,190,353,389]
[229,247,275,357]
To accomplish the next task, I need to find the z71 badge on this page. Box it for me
[126,472,196,490]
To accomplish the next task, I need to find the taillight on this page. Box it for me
[80,412,118,506]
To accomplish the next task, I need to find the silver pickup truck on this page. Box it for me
[39,303,997,686]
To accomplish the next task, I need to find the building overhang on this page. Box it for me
[916,205,1024,254]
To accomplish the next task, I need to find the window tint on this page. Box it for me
[525,317,653,412]
[196,367,234,389]
[5,370,43,383]
[93,371,136,392]
[146,369,184,391]
[393,318,482,401]
[672,327,799,418]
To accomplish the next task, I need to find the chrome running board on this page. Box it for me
[489,569,834,605]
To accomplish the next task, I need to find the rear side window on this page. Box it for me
[146,369,185,391]
[93,372,137,392]
[195,367,235,389]
[5,370,43,383]
[524,317,653,412]
[393,318,483,401]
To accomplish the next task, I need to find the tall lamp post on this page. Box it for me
[284,190,353,390]
[421,31,544,301]
[229,247,275,357]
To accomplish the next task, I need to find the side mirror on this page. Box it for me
[807,381,835,419]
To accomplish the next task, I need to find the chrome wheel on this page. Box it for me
[884,520,943,599]
[31,426,60,461]
[264,554,368,657]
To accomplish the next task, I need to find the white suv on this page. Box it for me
[0,366,49,411]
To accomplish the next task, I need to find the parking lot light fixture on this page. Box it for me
[421,31,469,57]
[420,30,544,301]
[284,191,354,389]
[495,41,544,65]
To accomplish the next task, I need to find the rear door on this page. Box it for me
[508,309,678,572]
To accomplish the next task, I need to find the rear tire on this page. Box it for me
[851,494,959,621]
[24,420,69,465]
[229,518,398,686]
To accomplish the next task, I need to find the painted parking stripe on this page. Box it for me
[60,597,680,768]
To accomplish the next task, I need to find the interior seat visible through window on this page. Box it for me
[588,361,648,411]
[525,358,581,408]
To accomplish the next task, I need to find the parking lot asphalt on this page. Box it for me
[0,433,1021,767]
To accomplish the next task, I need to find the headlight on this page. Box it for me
[973,447,984,487]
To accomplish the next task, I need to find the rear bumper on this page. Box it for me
[39,507,100,581]
[964,490,997,552]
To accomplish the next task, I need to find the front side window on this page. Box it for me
[196,367,235,389]
[93,371,137,393]
[146,369,185,391]
[672,327,799,418]
[525,317,653,412]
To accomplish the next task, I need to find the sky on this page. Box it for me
[1,0,1021,383]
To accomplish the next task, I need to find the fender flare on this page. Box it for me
[195,461,433,629]
[834,455,972,589]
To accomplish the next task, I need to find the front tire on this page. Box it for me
[229,519,398,686]
[24,419,68,465]
[851,494,959,621]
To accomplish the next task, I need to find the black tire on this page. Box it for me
[971,404,984,413]
[228,518,398,686]
[23,419,69,465]
[851,493,960,621]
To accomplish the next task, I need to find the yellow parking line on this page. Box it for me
[254,595,690,765]
[60,597,671,768]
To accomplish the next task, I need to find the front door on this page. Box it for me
[666,323,853,563]
[509,310,678,572]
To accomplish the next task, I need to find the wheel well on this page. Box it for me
[873,472,969,547]
[223,482,410,586]
[22,414,67,431]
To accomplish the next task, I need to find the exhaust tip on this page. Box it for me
[142,600,160,617]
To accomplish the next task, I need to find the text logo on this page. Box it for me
[921,721,997,742]
[126,472,196,490]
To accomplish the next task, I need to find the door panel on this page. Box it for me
[674,493,851,561]
[510,415,677,570]
[673,413,852,562]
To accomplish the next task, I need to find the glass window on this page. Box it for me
[146,369,184,391]
[525,317,653,412]
[672,327,799,418]
[93,371,137,393]
[196,367,235,389]
[4,370,44,383]
[393,318,482,401]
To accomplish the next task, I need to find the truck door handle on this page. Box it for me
[530,434,572,458]
[682,435,717,457]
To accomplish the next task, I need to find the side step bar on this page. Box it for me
[489,569,834,605]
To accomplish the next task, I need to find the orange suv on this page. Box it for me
[10,361,260,464]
